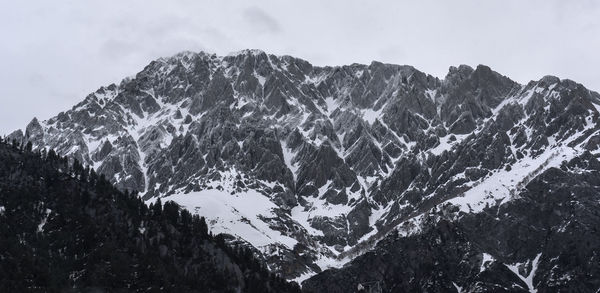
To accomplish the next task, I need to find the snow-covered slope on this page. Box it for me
[8,50,600,280]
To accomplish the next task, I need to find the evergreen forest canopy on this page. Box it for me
[0,137,301,292]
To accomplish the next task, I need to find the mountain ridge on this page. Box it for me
[6,49,600,283]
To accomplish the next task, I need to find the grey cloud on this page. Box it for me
[100,38,139,59]
[27,73,45,86]
[243,6,282,34]
[377,46,406,64]
[1,0,599,135]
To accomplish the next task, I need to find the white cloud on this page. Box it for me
[0,0,599,134]
[243,6,282,34]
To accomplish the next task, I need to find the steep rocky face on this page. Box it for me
[7,49,600,282]
[303,153,600,292]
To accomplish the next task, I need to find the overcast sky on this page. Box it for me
[1,0,599,134]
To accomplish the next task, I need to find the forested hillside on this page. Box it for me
[0,138,300,292]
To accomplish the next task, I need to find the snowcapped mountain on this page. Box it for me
[8,49,600,286]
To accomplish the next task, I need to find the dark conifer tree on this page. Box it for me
[0,139,301,292]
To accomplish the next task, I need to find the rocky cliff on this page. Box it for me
[7,50,600,285]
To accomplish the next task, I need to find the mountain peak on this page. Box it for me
[7,50,600,282]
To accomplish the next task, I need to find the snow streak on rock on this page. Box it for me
[8,51,600,280]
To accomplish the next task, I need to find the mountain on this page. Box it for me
[6,49,600,287]
[0,138,301,292]
[303,153,600,292]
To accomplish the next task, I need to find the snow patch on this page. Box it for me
[425,89,437,103]
[445,142,580,213]
[161,189,298,249]
[281,142,299,181]
[480,252,495,272]
[38,208,51,232]
[361,108,383,125]
[256,74,266,87]
[324,97,339,116]
[505,253,542,293]
[428,134,469,156]
[452,282,463,293]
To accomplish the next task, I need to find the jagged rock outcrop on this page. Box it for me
[303,153,600,292]
[7,49,600,284]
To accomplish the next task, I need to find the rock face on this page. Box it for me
[302,153,600,292]
[7,49,600,285]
